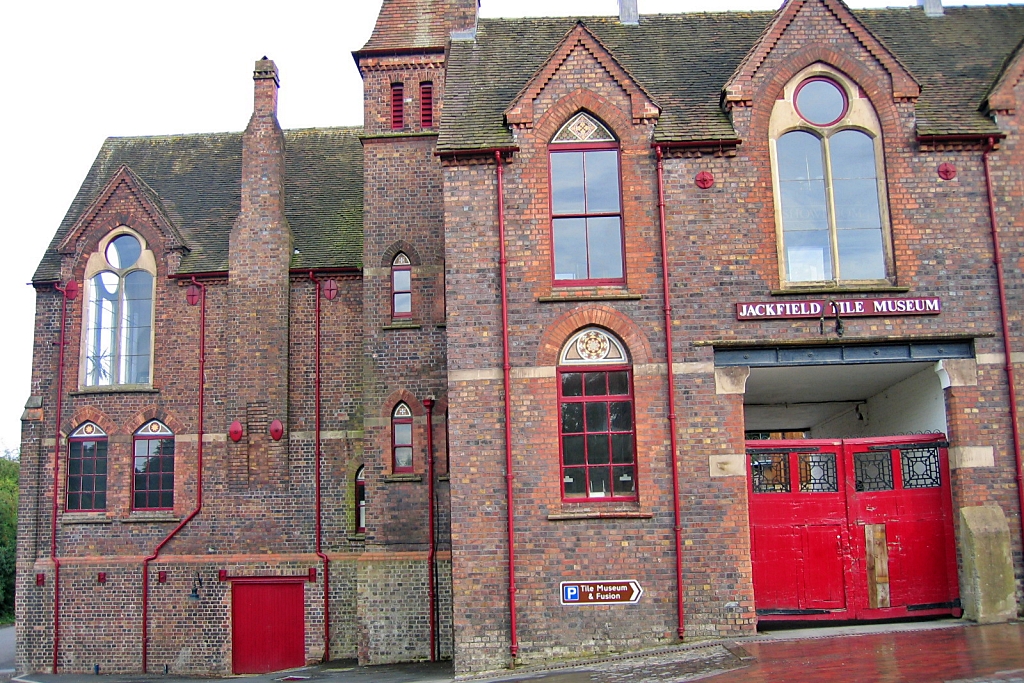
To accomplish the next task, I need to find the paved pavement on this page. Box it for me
[11,619,1024,683]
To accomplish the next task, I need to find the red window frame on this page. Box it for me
[557,366,638,502]
[420,82,434,129]
[549,141,625,287]
[355,466,366,533]
[132,433,174,511]
[392,403,414,473]
[67,434,108,511]
[391,258,412,318]
[391,83,404,130]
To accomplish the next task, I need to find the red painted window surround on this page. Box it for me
[420,82,433,129]
[549,141,626,287]
[132,435,174,511]
[557,367,638,502]
[355,466,366,533]
[392,403,414,473]
[67,436,108,512]
[392,259,412,318]
[391,83,404,130]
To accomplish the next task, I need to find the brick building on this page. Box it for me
[17,0,1024,676]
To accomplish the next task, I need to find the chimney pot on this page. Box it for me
[918,0,943,17]
[618,0,638,25]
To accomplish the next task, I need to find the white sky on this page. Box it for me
[0,0,999,451]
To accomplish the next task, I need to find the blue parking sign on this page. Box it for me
[563,584,580,602]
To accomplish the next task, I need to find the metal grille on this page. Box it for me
[799,453,838,492]
[901,447,941,488]
[750,453,789,493]
[854,451,893,492]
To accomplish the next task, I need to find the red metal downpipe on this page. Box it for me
[981,139,1024,545]
[423,398,437,661]
[495,150,519,661]
[655,145,686,639]
[50,279,77,673]
[141,277,206,672]
[308,272,332,662]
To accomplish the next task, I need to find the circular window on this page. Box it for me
[795,78,848,127]
[106,234,141,269]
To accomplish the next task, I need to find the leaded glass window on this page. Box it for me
[67,422,108,512]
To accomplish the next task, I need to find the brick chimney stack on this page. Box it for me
[227,57,292,491]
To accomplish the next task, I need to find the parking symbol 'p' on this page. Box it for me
[563,585,580,602]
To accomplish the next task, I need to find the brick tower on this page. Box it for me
[353,0,475,664]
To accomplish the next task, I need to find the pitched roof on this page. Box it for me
[438,6,1024,152]
[33,127,364,282]
[358,0,476,53]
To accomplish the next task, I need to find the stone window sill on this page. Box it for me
[538,292,643,303]
[71,385,159,396]
[347,534,366,543]
[61,512,112,525]
[383,322,422,331]
[771,285,909,296]
[547,510,652,521]
[123,512,180,523]
[384,473,423,483]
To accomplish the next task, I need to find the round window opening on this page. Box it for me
[106,234,142,269]
[795,78,848,127]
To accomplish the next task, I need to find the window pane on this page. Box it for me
[561,403,583,433]
[135,492,146,508]
[584,373,607,396]
[392,269,411,291]
[610,402,632,431]
[122,271,153,384]
[394,423,412,446]
[583,150,620,214]
[588,468,611,497]
[837,229,886,280]
[611,434,633,464]
[106,234,141,269]
[831,131,881,230]
[785,229,833,282]
[607,372,629,395]
[563,435,585,465]
[394,446,413,469]
[562,373,583,397]
[612,466,636,495]
[563,467,586,496]
[87,273,118,386]
[796,79,846,126]
[393,293,412,314]
[585,402,608,432]
[551,152,585,214]
[553,218,588,280]
[586,217,623,280]
[587,434,610,464]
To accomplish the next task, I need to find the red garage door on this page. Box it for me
[747,434,959,621]
[232,581,305,673]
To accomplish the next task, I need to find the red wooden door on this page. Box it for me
[232,582,305,674]
[748,441,849,615]
[747,435,959,621]
[845,435,959,617]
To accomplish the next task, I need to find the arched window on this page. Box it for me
[355,466,366,533]
[770,66,892,285]
[133,420,174,510]
[83,230,155,386]
[67,422,107,511]
[558,328,637,501]
[392,402,413,473]
[391,252,412,318]
[549,112,624,286]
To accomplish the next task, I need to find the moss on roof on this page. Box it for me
[33,127,363,282]
[438,6,1024,152]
